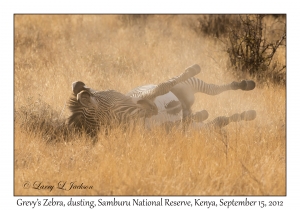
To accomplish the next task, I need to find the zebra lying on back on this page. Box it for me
[67,64,201,135]
[67,64,256,136]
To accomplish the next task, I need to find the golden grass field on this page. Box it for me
[14,15,286,195]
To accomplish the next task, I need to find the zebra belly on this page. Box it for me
[145,91,182,129]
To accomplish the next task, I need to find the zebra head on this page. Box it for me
[67,81,158,133]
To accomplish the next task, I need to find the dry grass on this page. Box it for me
[14,15,286,195]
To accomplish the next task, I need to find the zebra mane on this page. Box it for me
[68,95,82,113]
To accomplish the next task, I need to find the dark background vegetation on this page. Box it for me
[192,14,286,85]
[121,14,286,85]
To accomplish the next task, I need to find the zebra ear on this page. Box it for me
[136,99,158,117]
[77,90,91,107]
[72,81,86,95]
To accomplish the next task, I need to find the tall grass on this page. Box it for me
[14,15,286,195]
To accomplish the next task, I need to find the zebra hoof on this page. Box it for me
[193,110,209,122]
[241,110,256,121]
[231,80,246,90]
[231,80,256,91]
[185,64,201,78]
[242,80,256,91]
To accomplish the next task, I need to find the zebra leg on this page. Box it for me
[171,78,256,119]
[164,110,209,132]
[192,110,209,122]
[154,110,256,132]
[201,110,256,130]
[189,78,256,95]
[181,109,209,130]
[171,78,255,103]
[127,64,201,100]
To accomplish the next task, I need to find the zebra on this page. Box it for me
[66,64,201,135]
[67,64,256,136]
[127,68,256,131]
